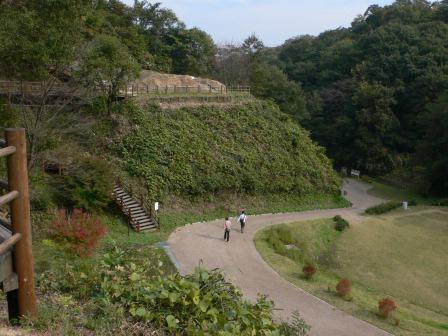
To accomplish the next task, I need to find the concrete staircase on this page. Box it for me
[113,183,158,232]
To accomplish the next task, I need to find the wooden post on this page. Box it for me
[5,128,37,319]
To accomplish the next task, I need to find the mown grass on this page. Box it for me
[367,180,437,205]
[255,207,448,336]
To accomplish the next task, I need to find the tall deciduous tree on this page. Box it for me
[417,92,448,195]
[80,34,141,110]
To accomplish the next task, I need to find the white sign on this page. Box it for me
[155,202,159,211]
[351,169,360,178]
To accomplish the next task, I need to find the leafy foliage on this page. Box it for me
[116,101,340,199]
[58,156,114,212]
[365,202,401,215]
[51,209,107,257]
[99,247,309,335]
[302,264,317,280]
[336,278,352,298]
[416,92,448,196]
[333,215,349,232]
[269,1,448,191]
[80,34,141,107]
[378,298,398,319]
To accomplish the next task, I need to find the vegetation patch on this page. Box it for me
[365,202,402,215]
[255,208,448,336]
[115,101,341,199]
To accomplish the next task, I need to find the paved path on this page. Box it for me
[168,179,391,336]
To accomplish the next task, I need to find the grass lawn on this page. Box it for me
[255,207,448,336]
[366,180,438,205]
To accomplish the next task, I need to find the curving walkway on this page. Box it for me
[168,179,391,336]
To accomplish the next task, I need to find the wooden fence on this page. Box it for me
[119,84,250,97]
[0,80,250,98]
[0,129,37,321]
[144,94,254,105]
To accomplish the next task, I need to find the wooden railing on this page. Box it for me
[115,177,159,232]
[0,128,37,321]
[118,84,250,97]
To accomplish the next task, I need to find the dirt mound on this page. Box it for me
[135,70,225,90]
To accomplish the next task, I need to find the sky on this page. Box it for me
[122,0,395,47]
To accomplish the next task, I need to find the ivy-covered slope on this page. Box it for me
[116,101,340,199]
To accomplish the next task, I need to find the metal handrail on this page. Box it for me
[0,233,22,256]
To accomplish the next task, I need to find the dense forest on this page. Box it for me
[214,1,448,196]
[1,0,447,199]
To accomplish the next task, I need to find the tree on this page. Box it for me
[168,28,216,76]
[0,0,91,169]
[80,34,141,110]
[416,92,448,196]
[352,80,398,174]
[251,63,308,120]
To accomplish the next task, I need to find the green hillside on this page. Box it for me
[115,101,340,200]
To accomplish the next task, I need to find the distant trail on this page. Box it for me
[168,179,391,336]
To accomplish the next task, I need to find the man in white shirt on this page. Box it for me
[238,211,247,233]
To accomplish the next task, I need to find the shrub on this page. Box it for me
[276,226,295,244]
[99,246,299,335]
[60,156,114,212]
[333,215,350,232]
[302,264,317,280]
[279,311,310,336]
[378,298,397,319]
[408,200,418,206]
[360,175,374,184]
[336,278,351,298]
[365,202,401,215]
[51,209,107,257]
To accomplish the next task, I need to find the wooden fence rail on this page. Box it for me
[119,84,250,97]
[0,128,37,321]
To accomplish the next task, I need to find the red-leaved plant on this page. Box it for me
[336,278,351,298]
[52,209,107,257]
[378,298,397,318]
[302,264,317,280]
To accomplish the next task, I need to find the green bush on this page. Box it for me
[365,202,401,215]
[333,215,349,232]
[29,170,55,211]
[98,247,309,335]
[279,311,310,336]
[58,156,114,212]
[360,175,374,184]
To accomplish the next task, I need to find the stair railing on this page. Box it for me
[115,177,159,230]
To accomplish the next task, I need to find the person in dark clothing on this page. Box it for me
[238,211,247,233]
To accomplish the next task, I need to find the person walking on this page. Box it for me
[238,211,247,233]
[224,217,231,242]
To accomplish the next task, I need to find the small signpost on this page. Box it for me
[351,169,360,178]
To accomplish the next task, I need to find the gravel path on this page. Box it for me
[168,179,392,336]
